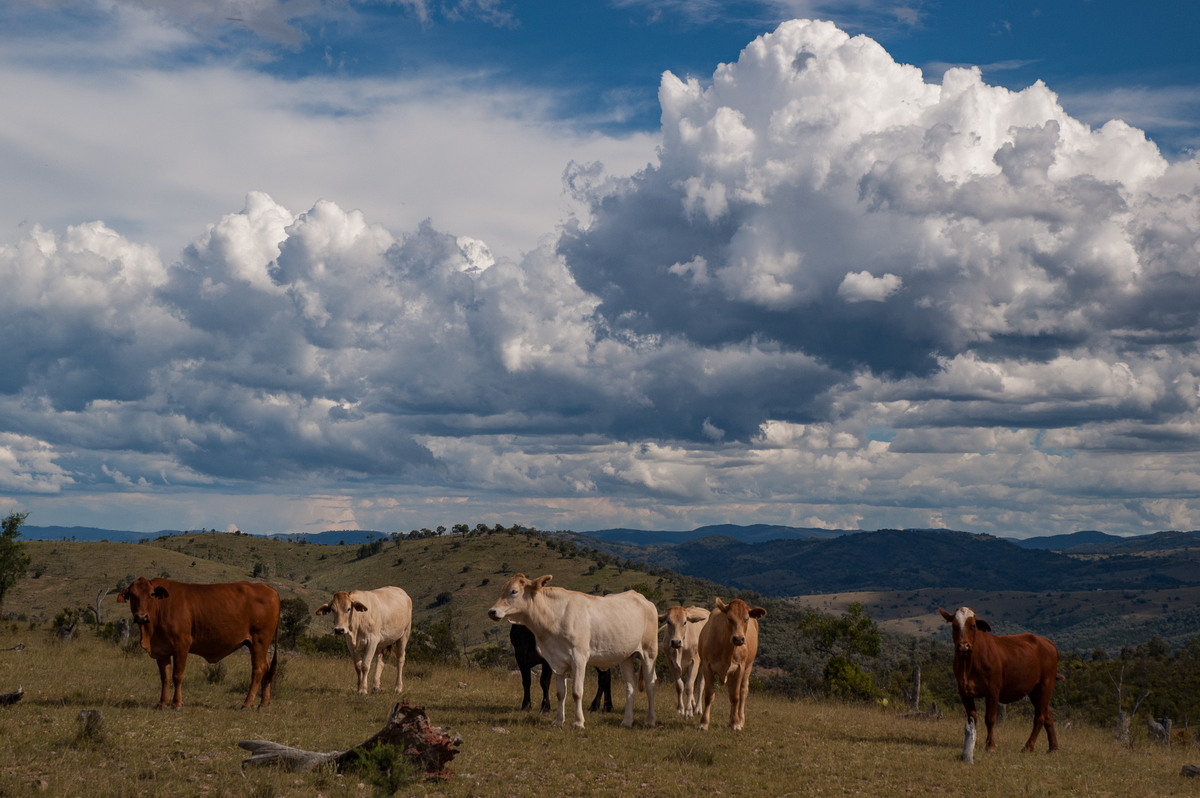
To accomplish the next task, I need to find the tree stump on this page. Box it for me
[239,701,461,781]
[1148,717,1171,747]
[962,717,976,764]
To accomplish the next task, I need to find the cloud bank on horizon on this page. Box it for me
[3,9,1200,538]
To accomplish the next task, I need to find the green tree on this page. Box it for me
[799,602,882,700]
[0,512,31,609]
[279,596,312,648]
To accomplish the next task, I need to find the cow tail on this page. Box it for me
[266,617,280,687]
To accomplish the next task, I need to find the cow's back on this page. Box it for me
[151,579,279,660]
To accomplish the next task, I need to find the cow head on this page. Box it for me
[488,573,552,622]
[938,606,992,654]
[715,598,766,647]
[116,577,168,651]
[315,591,369,636]
[659,606,710,649]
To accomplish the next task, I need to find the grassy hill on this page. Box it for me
[6,529,725,654]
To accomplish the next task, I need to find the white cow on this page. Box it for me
[316,586,413,695]
[659,605,709,717]
[488,573,658,729]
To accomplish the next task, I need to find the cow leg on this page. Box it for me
[698,667,716,731]
[983,695,1000,752]
[169,651,188,710]
[155,656,172,710]
[242,641,269,710]
[538,663,552,712]
[733,666,753,731]
[619,658,638,728]
[641,653,657,728]
[669,651,686,715]
[518,659,533,710]
[356,640,378,695]
[372,645,387,693]
[552,669,569,728]
[569,657,588,729]
[398,638,412,696]
[588,667,612,712]
[1026,683,1058,752]
[683,659,700,717]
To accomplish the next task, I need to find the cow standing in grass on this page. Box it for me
[117,578,280,710]
[698,597,765,732]
[488,574,657,729]
[660,605,709,717]
[938,606,1061,753]
[317,587,412,695]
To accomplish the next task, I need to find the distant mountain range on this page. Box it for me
[569,525,1200,596]
[20,525,390,545]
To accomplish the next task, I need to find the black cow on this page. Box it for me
[510,623,612,712]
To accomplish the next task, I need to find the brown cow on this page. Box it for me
[117,578,280,710]
[938,606,1060,753]
[697,597,765,731]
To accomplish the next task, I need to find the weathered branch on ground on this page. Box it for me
[239,701,461,780]
[1181,764,1200,778]
[0,687,24,706]
[2,643,24,652]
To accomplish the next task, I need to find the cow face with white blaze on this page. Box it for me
[940,606,991,654]
[315,591,368,635]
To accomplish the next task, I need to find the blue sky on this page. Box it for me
[2,0,1200,539]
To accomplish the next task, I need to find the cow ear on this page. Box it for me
[116,589,129,604]
[714,597,727,611]
[975,618,992,633]
[749,607,767,619]
[937,608,954,623]
[152,586,169,599]
[315,604,331,616]
[532,575,553,590]
[352,601,369,612]
[657,611,668,622]
[687,608,709,623]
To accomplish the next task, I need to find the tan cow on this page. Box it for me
[698,597,766,731]
[316,587,412,695]
[659,605,710,717]
[117,578,280,710]
[488,573,658,729]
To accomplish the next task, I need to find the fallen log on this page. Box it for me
[1182,765,1200,778]
[0,687,23,706]
[239,701,461,781]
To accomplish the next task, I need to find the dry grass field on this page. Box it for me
[0,629,1197,798]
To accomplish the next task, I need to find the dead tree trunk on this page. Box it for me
[908,665,921,711]
[962,717,976,763]
[239,702,461,781]
[1148,717,1171,747]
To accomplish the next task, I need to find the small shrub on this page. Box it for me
[349,744,419,795]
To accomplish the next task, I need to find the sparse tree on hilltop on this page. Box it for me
[0,512,32,609]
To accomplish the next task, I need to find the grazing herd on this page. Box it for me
[112,569,1063,751]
